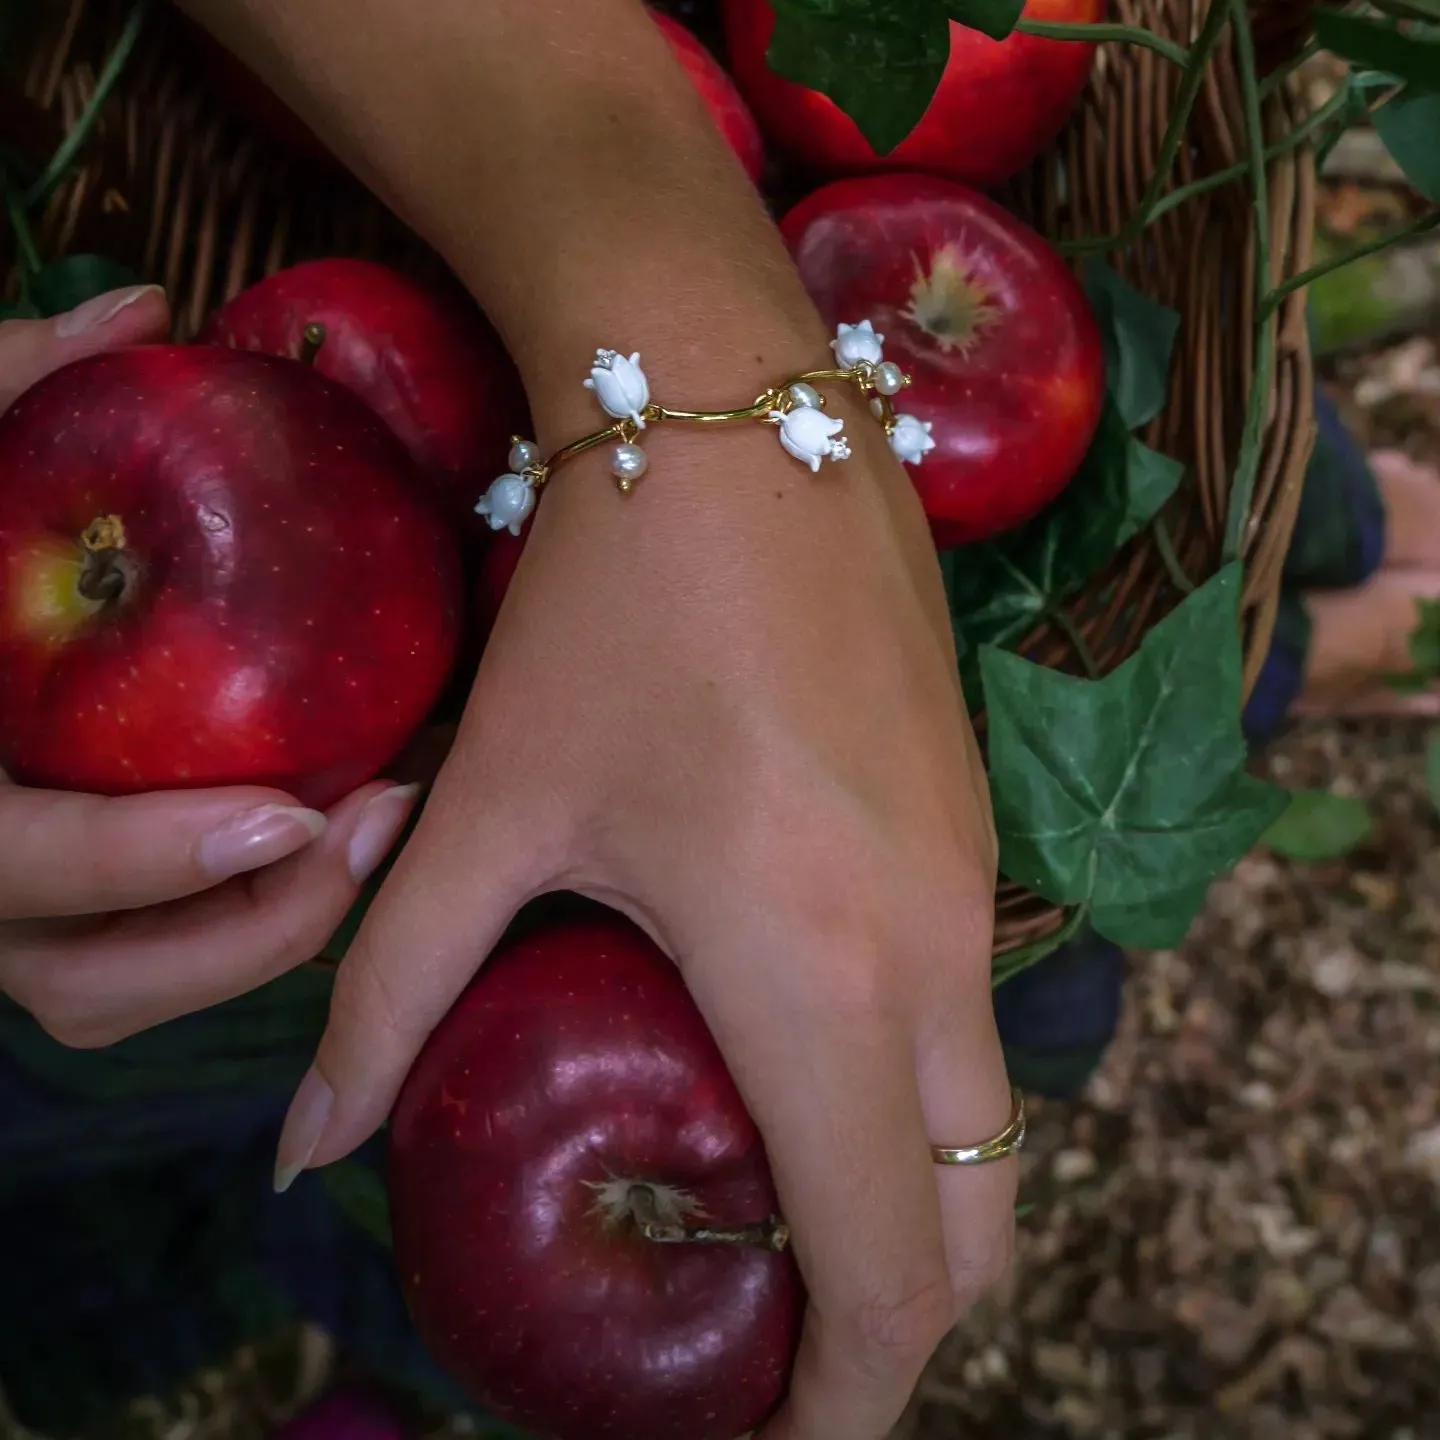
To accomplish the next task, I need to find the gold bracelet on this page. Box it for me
[474,320,938,536]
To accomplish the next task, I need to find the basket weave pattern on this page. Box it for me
[2,0,1317,957]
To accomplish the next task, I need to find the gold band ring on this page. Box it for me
[930,1088,1027,1166]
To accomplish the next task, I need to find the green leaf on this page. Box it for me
[1427,733,1440,809]
[979,564,1289,950]
[27,254,140,318]
[942,0,1023,40]
[946,400,1183,692]
[767,0,952,154]
[319,1160,393,1249]
[1387,596,1440,693]
[1083,263,1181,429]
[1262,790,1374,862]
[1373,88,1440,200]
[1315,9,1440,91]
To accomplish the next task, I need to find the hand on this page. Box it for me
[0,289,421,1046]
[278,329,1016,1439]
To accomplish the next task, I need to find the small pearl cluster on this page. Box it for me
[473,321,935,536]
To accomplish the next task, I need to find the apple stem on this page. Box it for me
[626,1184,791,1254]
[299,322,327,365]
[77,514,135,606]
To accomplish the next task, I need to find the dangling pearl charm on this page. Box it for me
[610,441,648,492]
[874,361,906,396]
[508,438,541,472]
[788,382,823,410]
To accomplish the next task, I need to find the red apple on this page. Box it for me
[0,347,461,809]
[388,908,803,1440]
[654,9,767,184]
[201,259,529,545]
[721,0,1102,187]
[782,174,1107,547]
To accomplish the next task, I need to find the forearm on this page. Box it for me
[177,0,827,436]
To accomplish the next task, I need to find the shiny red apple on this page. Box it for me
[721,0,1102,187]
[0,346,461,809]
[654,9,767,184]
[782,173,1107,546]
[200,259,529,545]
[388,908,803,1440]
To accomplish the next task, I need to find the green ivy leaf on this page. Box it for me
[942,0,1023,40]
[28,254,140,318]
[767,1,952,154]
[1427,733,1440,809]
[946,400,1184,693]
[319,1160,393,1250]
[1372,88,1440,200]
[1083,263,1181,429]
[979,564,1288,949]
[1262,790,1375,862]
[1315,9,1440,91]
[1387,596,1440,693]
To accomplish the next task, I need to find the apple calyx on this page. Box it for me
[76,514,136,606]
[586,1176,791,1253]
[298,322,327,365]
[903,243,999,355]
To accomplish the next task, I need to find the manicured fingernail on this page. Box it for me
[54,284,165,338]
[199,804,327,879]
[346,783,420,883]
[274,1065,334,1193]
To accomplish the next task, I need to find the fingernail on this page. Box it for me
[346,783,421,883]
[200,804,327,880]
[274,1065,334,1193]
[54,284,165,338]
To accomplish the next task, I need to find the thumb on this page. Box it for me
[270,775,545,1192]
[0,285,170,409]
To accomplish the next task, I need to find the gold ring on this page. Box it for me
[930,1088,1026,1166]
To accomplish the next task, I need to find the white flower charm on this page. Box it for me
[584,349,651,427]
[474,473,535,536]
[889,414,936,466]
[831,319,885,369]
[771,405,849,473]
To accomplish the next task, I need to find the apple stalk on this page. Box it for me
[624,1182,791,1254]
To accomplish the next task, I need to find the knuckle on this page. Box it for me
[845,1272,956,1376]
[950,1226,1016,1312]
[328,946,409,1045]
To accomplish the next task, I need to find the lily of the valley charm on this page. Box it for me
[474,471,536,536]
[476,321,923,532]
[585,349,651,428]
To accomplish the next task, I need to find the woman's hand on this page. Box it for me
[282,379,1015,1440]
[0,289,420,1045]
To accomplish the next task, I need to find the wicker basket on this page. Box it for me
[1,0,1318,960]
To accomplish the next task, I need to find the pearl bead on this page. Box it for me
[611,442,648,482]
[788,382,822,409]
[870,397,886,419]
[508,439,541,471]
[874,361,906,396]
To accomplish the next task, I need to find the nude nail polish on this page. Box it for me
[199,804,327,880]
[346,783,420,883]
[274,1065,335,1194]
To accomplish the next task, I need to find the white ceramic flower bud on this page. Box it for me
[889,414,936,466]
[770,406,848,473]
[474,473,535,536]
[584,349,651,427]
[831,319,885,368]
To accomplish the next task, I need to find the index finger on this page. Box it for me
[0,781,327,921]
[683,940,955,1440]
